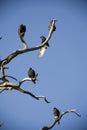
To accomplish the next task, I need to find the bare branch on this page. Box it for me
[0,88,7,93]
[0,80,50,103]
[38,35,49,57]
[41,120,57,130]
[5,75,18,81]
[18,24,28,49]
[35,96,50,103]
[60,109,81,119]
[0,81,19,89]
[16,88,49,103]
[57,109,81,125]
[0,75,18,81]
[19,75,38,85]
[38,19,56,57]
[41,108,81,130]
[0,19,56,67]
[0,82,13,92]
[16,87,39,100]
[19,77,32,85]
[0,61,6,78]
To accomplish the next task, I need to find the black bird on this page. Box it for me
[28,68,38,84]
[40,35,49,47]
[38,35,49,57]
[18,24,26,37]
[53,107,61,124]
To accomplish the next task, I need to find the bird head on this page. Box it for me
[18,24,26,37]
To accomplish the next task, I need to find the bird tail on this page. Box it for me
[32,80,36,84]
[32,73,38,84]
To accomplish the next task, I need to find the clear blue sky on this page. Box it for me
[0,0,87,130]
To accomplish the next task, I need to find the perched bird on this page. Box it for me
[28,68,38,84]
[40,36,49,47]
[18,24,26,37]
[53,107,61,124]
[38,35,49,57]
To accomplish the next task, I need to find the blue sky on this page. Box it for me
[0,0,87,130]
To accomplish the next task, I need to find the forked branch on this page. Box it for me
[0,77,50,103]
[0,19,56,69]
[0,19,56,104]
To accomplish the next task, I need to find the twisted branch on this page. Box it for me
[60,109,81,119]
[0,19,56,104]
[41,109,81,130]
[0,77,50,103]
[0,19,56,105]
[0,19,56,68]
[19,77,37,85]
[0,19,56,86]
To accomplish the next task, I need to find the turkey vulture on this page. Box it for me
[53,107,61,124]
[18,24,26,37]
[28,68,38,84]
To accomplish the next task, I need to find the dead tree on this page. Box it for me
[41,108,81,130]
[0,19,81,129]
[0,19,56,103]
